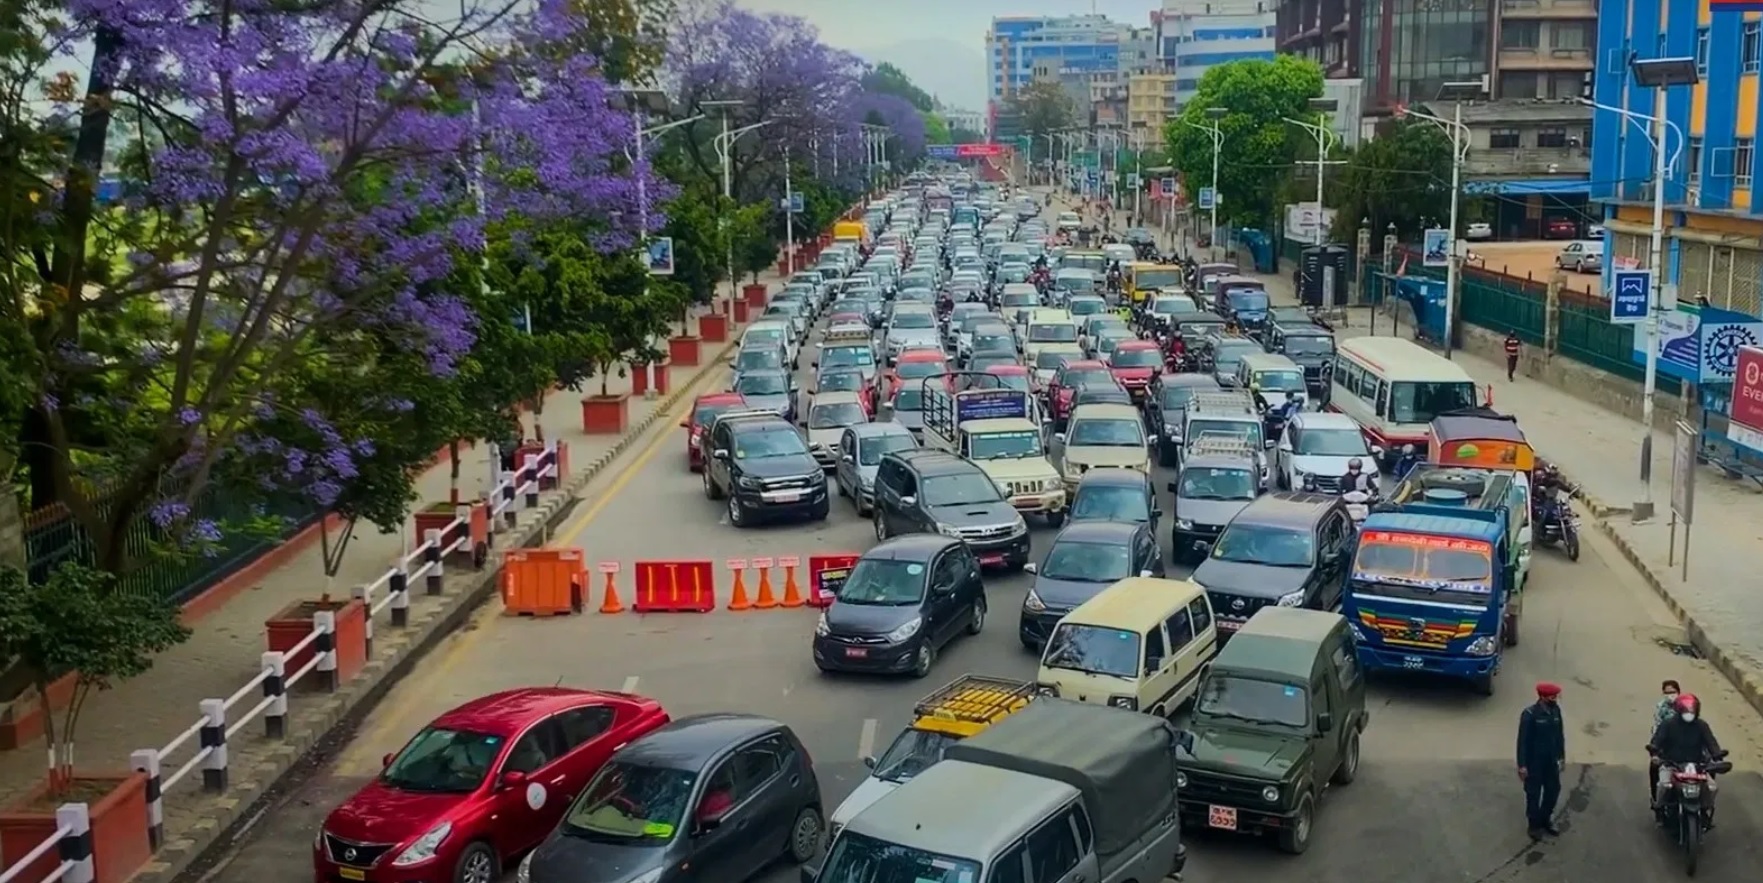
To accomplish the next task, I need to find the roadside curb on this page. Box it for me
[149,337,741,883]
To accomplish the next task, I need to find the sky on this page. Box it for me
[734,0,1163,110]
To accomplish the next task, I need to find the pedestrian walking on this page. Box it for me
[1504,331,1521,381]
[1517,681,1567,838]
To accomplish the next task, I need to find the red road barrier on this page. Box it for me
[501,549,586,616]
[632,560,717,613]
[807,554,860,607]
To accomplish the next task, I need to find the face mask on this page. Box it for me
[1682,712,1697,723]
[1664,693,1678,701]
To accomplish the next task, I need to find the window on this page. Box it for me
[1144,623,1167,669]
[1374,381,1390,417]
[1188,597,1213,635]
[1536,128,1569,148]
[1498,71,1539,99]
[989,843,1028,883]
[504,721,563,774]
[1689,137,1704,186]
[1024,812,1083,881]
[1489,128,1521,149]
[732,736,786,792]
[1071,806,1094,853]
[1550,22,1589,51]
[1696,27,1710,76]
[555,706,615,750]
[1738,139,1756,188]
[1332,635,1363,689]
[1747,22,1762,74]
[1500,21,1539,49]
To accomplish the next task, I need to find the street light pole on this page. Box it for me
[783,145,795,276]
[620,89,703,399]
[1281,98,1342,246]
[1185,106,1228,259]
[1395,81,1484,358]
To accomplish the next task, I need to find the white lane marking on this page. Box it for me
[858,718,877,760]
[621,675,641,692]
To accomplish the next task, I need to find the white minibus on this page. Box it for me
[1326,336,1481,467]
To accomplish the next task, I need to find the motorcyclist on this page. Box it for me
[1249,382,1270,414]
[1275,391,1302,424]
[1033,253,1049,273]
[1393,444,1421,481]
[1106,261,1123,294]
[1648,693,1725,821]
[1343,458,1379,496]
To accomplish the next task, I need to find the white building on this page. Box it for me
[1154,0,1277,110]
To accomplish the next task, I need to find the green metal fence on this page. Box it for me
[1459,278,1548,346]
[1555,298,1651,385]
[25,481,323,603]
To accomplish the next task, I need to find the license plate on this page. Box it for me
[1217,619,1242,632]
[845,647,869,658]
[338,869,366,881]
[1403,656,1425,669]
[979,553,1005,565]
[773,492,801,503]
[1207,805,1238,831]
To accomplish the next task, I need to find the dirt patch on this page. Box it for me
[19,777,121,812]
[1463,240,1603,299]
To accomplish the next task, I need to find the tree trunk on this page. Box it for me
[448,440,462,505]
[532,397,546,443]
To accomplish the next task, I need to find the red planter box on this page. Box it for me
[581,394,629,435]
[630,360,671,397]
[0,673,77,752]
[743,283,767,309]
[669,335,702,367]
[700,313,729,343]
[733,299,751,324]
[265,597,368,685]
[0,773,151,883]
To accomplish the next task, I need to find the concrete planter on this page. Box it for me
[580,394,629,435]
[0,774,151,883]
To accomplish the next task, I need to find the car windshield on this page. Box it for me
[992,373,1031,391]
[1042,623,1140,678]
[1153,298,1194,315]
[735,373,789,395]
[562,762,697,844]
[733,428,807,459]
[819,372,864,392]
[1159,385,1205,409]
[869,728,957,784]
[379,726,502,793]
[1003,293,1038,306]
[1197,676,1308,728]
[1226,290,1270,311]
[1187,419,1262,448]
[744,329,784,346]
[818,831,980,883]
[736,349,783,370]
[1295,428,1368,456]
[893,389,926,410]
[973,334,1013,352]
[893,313,935,329]
[1211,523,1314,567]
[1214,344,1257,370]
[692,403,739,429]
[922,473,1003,506]
[1390,380,1478,424]
[1254,369,1306,392]
[1061,368,1111,387]
[1030,324,1078,342]
[1284,336,1334,357]
[1036,351,1074,369]
[836,559,927,605]
[823,347,874,369]
[1069,299,1103,315]
[1352,531,1496,606]
[1071,485,1150,522]
[1068,419,1144,446]
[810,402,866,429]
[859,434,917,465]
[1111,348,1160,368]
[1136,269,1182,288]
[1041,539,1134,581]
[1002,267,1030,281]
[970,430,1042,460]
[897,360,945,380]
[1179,466,1258,500]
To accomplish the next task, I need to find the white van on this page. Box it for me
[1326,336,1481,467]
[1036,577,1218,717]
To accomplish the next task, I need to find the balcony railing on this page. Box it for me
[1499,0,1597,17]
[1466,146,1590,176]
[1497,46,1595,69]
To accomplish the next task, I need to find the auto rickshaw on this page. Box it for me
[1427,407,1535,472]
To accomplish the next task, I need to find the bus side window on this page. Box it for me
[1374,381,1389,417]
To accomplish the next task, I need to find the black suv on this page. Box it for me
[1264,319,1335,396]
[1145,373,1223,466]
[872,449,1031,569]
[702,412,830,527]
[1190,492,1354,634]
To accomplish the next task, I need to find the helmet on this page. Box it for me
[1347,457,1364,473]
[1401,444,1415,454]
[1674,693,1701,716]
[1249,382,1260,392]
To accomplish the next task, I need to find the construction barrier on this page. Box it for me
[501,548,586,616]
[632,560,717,613]
[807,553,860,607]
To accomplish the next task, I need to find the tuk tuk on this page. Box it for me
[1427,408,1535,472]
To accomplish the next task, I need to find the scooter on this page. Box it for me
[1342,489,1376,524]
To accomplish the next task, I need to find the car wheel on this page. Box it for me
[1276,795,1314,855]
[451,842,497,883]
[1332,729,1361,785]
[874,509,889,541]
[910,642,935,678]
[727,495,747,528]
[1575,259,1586,273]
[811,497,830,521]
[784,805,824,864]
[703,466,723,500]
[966,597,987,635]
[1046,510,1066,528]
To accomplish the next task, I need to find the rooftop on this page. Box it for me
[1413,99,1592,126]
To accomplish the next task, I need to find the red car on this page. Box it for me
[314,688,669,883]
[870,350,951,402]
[1106,340,1163,400]
[1046,359,1119,429]
[682,392,748,471]
[983,363,1037,395]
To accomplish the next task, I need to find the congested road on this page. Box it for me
[195,190,1763,883]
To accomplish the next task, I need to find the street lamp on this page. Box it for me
[1282,97,1342,246]
[1582,56,1698,522]
[619,88,705,400]
[1130,121,1149,224]
[1393,80,1485,359]
[1184,106,1227,259]
[703,99,768,315]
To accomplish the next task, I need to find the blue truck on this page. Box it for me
[1341,465,1528,696]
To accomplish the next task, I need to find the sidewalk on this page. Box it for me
[1237,259,1763,714]
[0,276,776,880]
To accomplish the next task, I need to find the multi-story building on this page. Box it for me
[1415,98,1592,236]
[1277,0,1359,78]
[1156,1,1279,108]
[1590,0,1763,317]
[942,108,985,134]
[1491,0,1597,101]
[988,15,1131,104]
[1128,72,1180,133]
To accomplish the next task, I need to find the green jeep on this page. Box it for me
[1175,606,1367,854]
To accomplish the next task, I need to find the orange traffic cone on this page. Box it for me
[753,560,779,609]
[726,560,752,611]
[599,570,624,614]
[780,560,804,608]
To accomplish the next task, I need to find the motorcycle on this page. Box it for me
[1653,751,1732,876]
[1533,490,1581,561]
[1341,488,1378,524]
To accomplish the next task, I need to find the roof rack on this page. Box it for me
[1188,391,1257,415]
[1188,434,1258,460]
[708,409,787,428]
[912,675,1036,727]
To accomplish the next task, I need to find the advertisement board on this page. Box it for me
[955,388,1030,422]
[1632,304,1763,383]
[1730,345,1763,453]
[1283,202,1337,244]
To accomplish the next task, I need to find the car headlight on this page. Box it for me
[737,475,764,490]
[1464,635,1498,657]
[1023,590,1047,613]
[1175,518,1194,530]
[886,618,922,643]
[1276,590,1305,608]
[391,821,452,866]
[516,852,532,883]
[1175,771,1189,788]
[815,613,830,636]
[936,522,962,538]
[1108,695,1138,710]
[1011,515,1029,534]
[1261,785,1280,803]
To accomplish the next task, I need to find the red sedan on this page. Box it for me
[1046,359,1120,429]
[681,392,747,471]
[1106,340,1163,400]
[868,350,951,406]
[983,363,1037,395]
[314,688,669,883]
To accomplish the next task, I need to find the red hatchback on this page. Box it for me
[1106,341,1162,400]
[314,689,668,883]
[681,393,748,471]
[1046,359,1119,429]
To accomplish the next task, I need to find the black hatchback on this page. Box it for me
[524,714,823,883]
[813,535,987,678]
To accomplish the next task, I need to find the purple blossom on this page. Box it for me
[176,407,201,426]
[148,499,191,528]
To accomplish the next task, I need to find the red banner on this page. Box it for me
[956,143,1006,157]
[1360,531,1491,555]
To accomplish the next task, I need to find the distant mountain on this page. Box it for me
[856,39,989,111]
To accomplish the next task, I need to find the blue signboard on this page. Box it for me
[1609,269,1649,324]
[1197,187,1216,210]
[956,389,1029,422]
[926,145,959,159]
[1633,304,1763,383]
[788,191,804,213]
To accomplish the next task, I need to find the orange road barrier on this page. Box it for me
[500,548,586,616]
[778,556,805,608]
[750,556,779,609]
[726,559,753,611]
[633,560,717,613]
[597,561,625,614]
[807,554,861,608]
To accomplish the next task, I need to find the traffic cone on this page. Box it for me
[780,563,804,608]
[727,561,752,611]
[599,570,624,614]
[753,565,779,609]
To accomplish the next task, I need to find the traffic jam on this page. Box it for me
[297,172,1746,883]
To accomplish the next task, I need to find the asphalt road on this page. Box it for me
[191,192,1763,883]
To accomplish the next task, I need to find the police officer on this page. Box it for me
[1516,681,1567,838]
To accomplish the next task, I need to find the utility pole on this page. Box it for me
[783,146,795,275]
[1282,98,1343,246]
[1396,81,1485,358]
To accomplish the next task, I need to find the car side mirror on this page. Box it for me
[862,755,876,770]
[712,448,730,461]
[1194,541,1212,556]
[900,495,917,507]
[678,418,690,428]
[842,453,855,463]
[811,361,819,368]
[1138,569,1154,578]
[498,769,528,790]
[1152,508,1163,518]
[1370,444,1385,457]
[1518,526,1533,546]
[382,752,395,768]
[1166,481,1179,493]
[1264,439,1277,450]
[1022,562,1038,574]
[1317,712,1334,733]
[1148,434,1159,444]
[1054,432,1066,442]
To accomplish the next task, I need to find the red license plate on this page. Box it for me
[845,647,869,658]
[980,553,1005,564]
[1217,619,1242,632]
[1207,805,1238,831]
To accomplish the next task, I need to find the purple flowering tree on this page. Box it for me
[851,91,928,169]
[0,0,663,574]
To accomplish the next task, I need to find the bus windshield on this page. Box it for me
[1351,531,1495,606]
[1390,381,1477,424]
[1135,268,1182,288]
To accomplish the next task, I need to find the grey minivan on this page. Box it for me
[834,422,918,516]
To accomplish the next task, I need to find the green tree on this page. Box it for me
[862,62,934,112]
[1009,82,1077,142]
[923,113,952,145]
[1327,117,1453,241]
[1164,56,1325,229]
[558,0,676,84]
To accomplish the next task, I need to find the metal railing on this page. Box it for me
[125,441,563,850]
[0,804,93,883]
